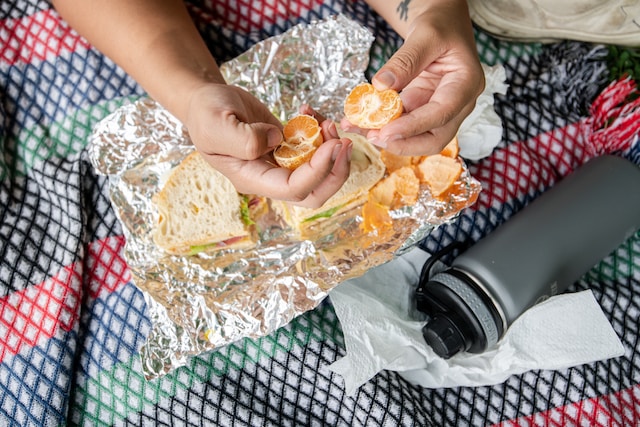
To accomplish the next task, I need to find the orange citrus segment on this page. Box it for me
[274,114,324,170]
[370,166,420,210]
[393,166,420,207]
[370,174,397,207]
[282,114,323,147]
[439,136,460,158]
[416,154,463,198]
[380,149,414,173]
[273,142,316,170]
[362,136,465,232]
[343,82,403,129]
[361,198,392,234]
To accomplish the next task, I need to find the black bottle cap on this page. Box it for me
[422,315,466,359]
[416,269,503,357]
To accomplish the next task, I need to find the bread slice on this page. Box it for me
[272,131,385,234]
[152,151,255,255]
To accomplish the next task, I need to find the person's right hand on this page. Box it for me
[184,83,353,208]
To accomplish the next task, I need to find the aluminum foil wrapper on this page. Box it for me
[219,14,374,123]
[89,15,482,379]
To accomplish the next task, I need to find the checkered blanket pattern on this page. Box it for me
[1,1,639,426]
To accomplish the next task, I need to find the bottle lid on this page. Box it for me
[416,269,504,358]
[422,315,466,359]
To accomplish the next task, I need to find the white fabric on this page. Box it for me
[328,248,625,395]
[457,63,508,161]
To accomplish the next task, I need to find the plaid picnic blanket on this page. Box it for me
[1,0,639,425]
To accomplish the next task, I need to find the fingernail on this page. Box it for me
[371,134,402,148]
[369,136,386,148]
[328,121,338,138]
[341,123,354,133]
[268,128,284,147]
[374,71,396,90]
[332,143,343,161]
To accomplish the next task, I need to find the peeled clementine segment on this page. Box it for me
[274,114,324,170]
[369,174,396,207]
[380,149,414,173]
[361,197,392,234]
[416,154,463,198]
[439,136,460,158]
[273,142,316,170]
[393,166,420,207]
[282,114,323,147]
[370,166,420,210]
[343,82,403,129]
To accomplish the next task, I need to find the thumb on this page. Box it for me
[371,36,434,92]
[237,121,284,160]
[203,116,282,160]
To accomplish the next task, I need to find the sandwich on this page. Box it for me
[272,131,386,235]
[152,151,264,255]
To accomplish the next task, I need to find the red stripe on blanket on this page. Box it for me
[587,77,640,156]
[0,9,90,65]
[0,263,81,362]
[191,0,325,33]
[493,383,640,426]
[85,235,131,300]
[470,121,590,210]
[470,78,639,211]
[0,235,130,362]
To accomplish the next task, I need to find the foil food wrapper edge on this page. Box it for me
[88,15,481,379]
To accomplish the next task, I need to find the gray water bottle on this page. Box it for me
[416,155,640,359]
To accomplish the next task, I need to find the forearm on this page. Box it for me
[52,0,223,123]
[364,0,472,39]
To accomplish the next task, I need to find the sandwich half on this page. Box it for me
[152,151,262,255]
[272,131,386,235]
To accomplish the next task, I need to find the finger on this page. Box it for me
[371,36,441,93]
[405,71,482,127]
[282,138,351,204]
[298,104,327,123]
[292,138,353,208]
[205,138,350,203]
[369,109,467,156]
[320,119,339,141]
[199,87,284,160]
[372,77,478,147]
[211,116,284,161]
[338,117,368,137]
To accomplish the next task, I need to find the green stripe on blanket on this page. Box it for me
[70,301,343,424]
[9,96,141,177]
[475,31,543,66]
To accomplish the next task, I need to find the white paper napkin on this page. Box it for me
[457,63,509,161]
[328,248,625,394]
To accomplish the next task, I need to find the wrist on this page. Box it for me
[388,0,471,38]
[149,68,224,126]
[136,29,226,123]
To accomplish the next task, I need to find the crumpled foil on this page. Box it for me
[89,15,482,379]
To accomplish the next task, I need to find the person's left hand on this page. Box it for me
[341,0,485,157]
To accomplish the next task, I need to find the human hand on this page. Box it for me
[341,1,485,156]
[185,83,352,208]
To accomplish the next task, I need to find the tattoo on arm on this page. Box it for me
[397,0,411,21]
